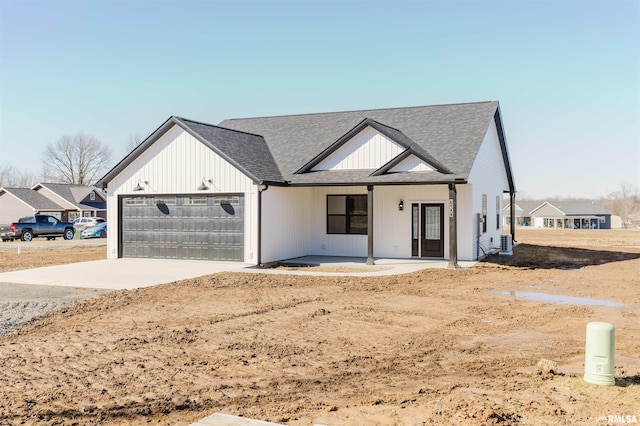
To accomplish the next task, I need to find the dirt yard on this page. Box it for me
[0,229,639,425]
[0,239,106,273]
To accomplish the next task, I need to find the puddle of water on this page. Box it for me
[493,290,626,307]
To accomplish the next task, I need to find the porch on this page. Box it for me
[274,255,478,275]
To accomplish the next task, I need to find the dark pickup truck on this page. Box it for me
[0,215,75,242]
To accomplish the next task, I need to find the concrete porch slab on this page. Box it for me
[254,255,477,276]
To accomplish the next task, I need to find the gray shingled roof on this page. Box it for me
[552,201,612,216]
[176,117,283,183]
[220,101,500,185]
[35,183,105,210]
[506,201,544,215]
[0,187,65,210]
[98,101,512,189]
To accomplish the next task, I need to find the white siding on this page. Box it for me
[466,118,511,259]
[312,126,404,171]
[455,184,475,261]
[261,187,311,263]
[0,193,34,224]
[388,155,435,172]
[104,125,258,262]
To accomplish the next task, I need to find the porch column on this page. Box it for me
[448,183,459,269]
[366,185,375,265]
[509,191,516,243]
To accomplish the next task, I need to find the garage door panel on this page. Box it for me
[121,194,244,261]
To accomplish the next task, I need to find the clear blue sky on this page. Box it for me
[1,0,638,199]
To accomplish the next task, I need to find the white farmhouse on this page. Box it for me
[97,101,516,266]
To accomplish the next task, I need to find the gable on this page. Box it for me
[387,154,436,173]
[80,190,106,204]
[312,126,405,171]
[107,124,255,194]
[531,202,565,217]
[98,116,283,188]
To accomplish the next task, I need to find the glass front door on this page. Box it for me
[412,203,445,258]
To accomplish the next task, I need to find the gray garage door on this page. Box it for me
[121,194,244,261]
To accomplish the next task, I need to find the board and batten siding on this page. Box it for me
[466,117,511,259]
[388,155,435,173]
[104,125,258,262]
[260,187,311,264]
[312,126,405,171]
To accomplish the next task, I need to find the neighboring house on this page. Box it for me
[97,101,516,265]
[529,201,612,229]
[32,183,107,222]
[0,187,66,224]
[503,201,543,227]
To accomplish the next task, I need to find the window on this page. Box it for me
[155,196,177,206]
[90,192,95,201]
[482,194,487,233]
[214,195,240,205]
[124,197,147,205]
[496,196,501,230]
[184,196,208,205]
[327,195,367,234]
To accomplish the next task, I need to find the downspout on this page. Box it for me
[448,183,460,269]
[366,185,375,265]
[257,184,269,267]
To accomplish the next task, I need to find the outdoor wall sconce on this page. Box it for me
[198,178,212,191]
[133,179,147,191]
[398,199,404,211]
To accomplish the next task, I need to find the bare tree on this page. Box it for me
[0,163,38,187]
[125,132,146,154]
[602,181,640,227]
[42,133,112,185]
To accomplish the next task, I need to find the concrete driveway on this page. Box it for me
[0,258,252,290]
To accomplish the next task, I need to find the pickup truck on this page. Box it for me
[0,215,75,242]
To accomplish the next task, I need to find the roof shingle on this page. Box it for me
[0,187,66,210]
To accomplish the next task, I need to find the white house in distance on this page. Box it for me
[96,101,516,266]
[503,200,614,229]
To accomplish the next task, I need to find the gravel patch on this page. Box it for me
[0,283,111,335]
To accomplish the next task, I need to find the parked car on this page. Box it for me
[73,217,105,231]
[81,222,107,239]
[2,215,75,242]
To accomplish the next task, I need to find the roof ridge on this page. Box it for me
[222,100,497,122]
[176,116,266,139]
[365,118,403,133]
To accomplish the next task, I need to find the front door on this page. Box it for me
[412,203,445,258]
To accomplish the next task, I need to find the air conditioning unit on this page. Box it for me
[500,234,513,256]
